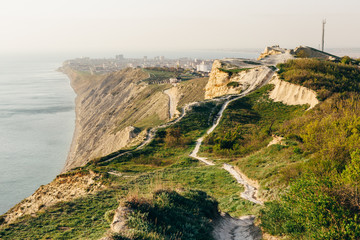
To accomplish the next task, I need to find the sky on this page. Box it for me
[1,0,360,56]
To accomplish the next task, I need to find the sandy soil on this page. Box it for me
[164,86,181,119]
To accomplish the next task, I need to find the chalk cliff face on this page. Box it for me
[269,75,319,109]
[63,67,170,171]
[205,60,274,99]
[62,67,208,172]
[205,47,318,109]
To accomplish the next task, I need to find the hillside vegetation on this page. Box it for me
[277,58,360,100]
[2,57,360,239]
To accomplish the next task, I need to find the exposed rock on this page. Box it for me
[205,60,274,99]
[269,75,319,109]
[2,170,103,224]
[63,67,170,171]
[257,45,285,60]
[164,86,181,119]
[267,135,285,147]
[110,206,132,233]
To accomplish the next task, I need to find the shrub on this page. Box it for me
[277,58,360,100]
[121,190,217,240]
[260,174,360,239]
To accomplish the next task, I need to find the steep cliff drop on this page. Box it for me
[269,75,319,109]
[62,67,170,171]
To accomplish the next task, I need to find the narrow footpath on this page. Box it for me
[105,68,274,239]
[189,71,273,240]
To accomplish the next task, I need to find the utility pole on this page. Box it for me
[322,19,326,52]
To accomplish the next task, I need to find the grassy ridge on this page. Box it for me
[277,58,360,100]
[117,189,218,240]
[258,61,360,238]
[201,85,307,160]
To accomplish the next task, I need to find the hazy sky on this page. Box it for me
[1,0,359,55]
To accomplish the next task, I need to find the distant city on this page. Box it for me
[64,54,214,75]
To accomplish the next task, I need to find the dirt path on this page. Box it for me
[212,214,262,240]
[103,67,273,239]
[164,87,180,119]
[189,69,272,240]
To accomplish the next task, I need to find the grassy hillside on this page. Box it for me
[201,85,307,160]
[0,99,257,239]
[277,58,360,100]
[3,58,360,239]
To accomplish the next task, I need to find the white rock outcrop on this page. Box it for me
[269,75,319,109]
[205,60,274,99]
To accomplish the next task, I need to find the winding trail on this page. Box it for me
[189,70,273,240]
[104,67,274,239]
[189,71,271,205]
[102,99,212,164]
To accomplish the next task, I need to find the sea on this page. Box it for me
[0,56,76,214]
[0,48,359,215]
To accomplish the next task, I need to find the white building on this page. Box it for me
[196,61,212,72]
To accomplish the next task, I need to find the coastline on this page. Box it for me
[59,67,81,173]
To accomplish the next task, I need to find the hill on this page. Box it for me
[2,46,360,239]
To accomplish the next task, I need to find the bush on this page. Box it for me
[277,58,360,100]
[121,190,218,240]
[260,174,360,239]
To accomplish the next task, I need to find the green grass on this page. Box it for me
[114,189,217,240]
[235,143,309,200]
[201,85,307,159]
[277,58,360,100]
[0,191,119,240]
[227,81,240,88]
[142,69,177,83]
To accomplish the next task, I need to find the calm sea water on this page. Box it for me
[0,57,75,214]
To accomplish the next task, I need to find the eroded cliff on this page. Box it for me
[63,66,208,171]
[3,170,104,224]
[63,67,170,171]
[269,75,319,109]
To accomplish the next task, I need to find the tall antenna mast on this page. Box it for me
[322,19,326,52]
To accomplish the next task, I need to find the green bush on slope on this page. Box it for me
[259,80,360,238]
[260,172,360,239]
[281,93,360,173]
[277,58,360,100]
[115,190,217,240]
[202,85,306,158]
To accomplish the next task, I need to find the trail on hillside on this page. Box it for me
[164,87,180,119]
[103,67,273,239]
[189,70,272,240]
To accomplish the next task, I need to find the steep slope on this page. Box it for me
[63,67,171,171]
[3,170,104,225]
[205,60,274,99]
[268,75,319,109]
[63,66,208,171]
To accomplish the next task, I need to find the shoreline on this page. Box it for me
[59,66,81,173]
